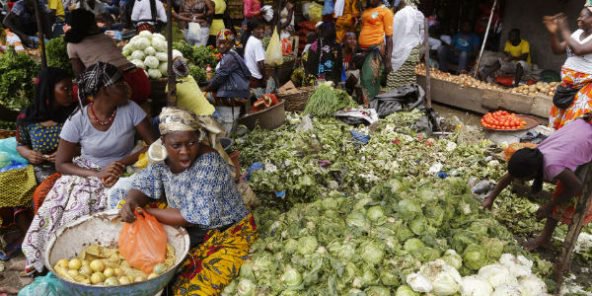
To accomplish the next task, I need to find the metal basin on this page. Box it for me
[44,209,190,296]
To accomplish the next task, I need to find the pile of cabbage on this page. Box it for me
[122,31,183,79]
[222,177,551,295]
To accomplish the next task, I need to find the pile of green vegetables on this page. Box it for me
[223,178,552,295]
[231,110,592,294]
[0,48,39,111]
[45,37,73,76]
[303,85,357,117]
[173,41,220,84]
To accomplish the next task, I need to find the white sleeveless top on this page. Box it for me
[564,29,592,74]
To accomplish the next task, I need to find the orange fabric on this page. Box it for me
[551,181,592,225]
[32,173,61,214]
[336,0,360,43]
[358,6,394,48]
[119,210,168,274]
[549,67,592,129]
[503,143,538,161]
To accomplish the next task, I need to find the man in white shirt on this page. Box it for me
[131,0,167,32]
[243,19,266,88]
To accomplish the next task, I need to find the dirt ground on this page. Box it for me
[0,254,32,295]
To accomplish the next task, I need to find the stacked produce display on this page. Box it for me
[415,64,558,98]
[225,111,592,295]
[122,31,183,79]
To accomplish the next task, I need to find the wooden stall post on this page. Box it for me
[554,162,592,289]
[33,0,47,69]
[423,18,440,132]
[472,0,498,79]
[166,0,176,106]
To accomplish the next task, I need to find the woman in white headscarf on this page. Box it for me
[385,0,425,90]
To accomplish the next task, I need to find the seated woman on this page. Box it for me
[119,107,256,295]
[483,116,592,251]
[22,62,156,273]
[305,21,343,86]
[203,29,251,134]
[342,32,367,105]
[17,68,74,180]
[16,67,76,213]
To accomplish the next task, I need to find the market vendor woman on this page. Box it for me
[119,107,256,295]
[483,116,592,251]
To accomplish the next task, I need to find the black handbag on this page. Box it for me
[553,85,580,109]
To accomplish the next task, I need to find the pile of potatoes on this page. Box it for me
[416,64,558,97]
[53,244,175,286]
[509,81,559,97]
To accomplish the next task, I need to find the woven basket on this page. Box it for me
[0,130,15,139]
[279,86,314,112]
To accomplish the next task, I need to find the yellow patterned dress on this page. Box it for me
[549,67,592,129]
[128,152,257,295]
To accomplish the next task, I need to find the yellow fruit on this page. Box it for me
[90,272,105,284]
[134,275,146,283]
[74,275,90,284]
[79,265,92,276]
[56,259,69,269]
[119,276,131,285]
[104,277,119,286]
[103,267,114,278]
[68,258,82,270]
[90,260,105,272]
[67,269,79,278]
[113,267,123,277]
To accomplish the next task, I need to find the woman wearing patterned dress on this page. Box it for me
[15,68,76,215]
[16,67,75,183]
[21,62,156,273]
[119,107,256,296]
[545,6,592,129]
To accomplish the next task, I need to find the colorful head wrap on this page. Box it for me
[76,62,123,100]
[148,107,204,162]
[158,107,202,136]
[217,29,235,42]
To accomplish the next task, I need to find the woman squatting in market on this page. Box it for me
[22,62,156,274]
[545,3,592,130]
[118,107,256,295]
[483,114,592,251]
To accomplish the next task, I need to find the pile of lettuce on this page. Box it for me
[223,178,551,295]
[231,110,590,294]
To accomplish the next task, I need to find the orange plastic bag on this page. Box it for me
[118,210,168,274]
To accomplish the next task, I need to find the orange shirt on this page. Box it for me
[359,5,394,48]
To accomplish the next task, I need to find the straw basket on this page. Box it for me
[279,86,314,112]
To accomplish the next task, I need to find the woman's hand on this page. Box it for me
[45,152,57,163]
[543,14,563,34]
[96,161,125,186]
[556,14,570,33]
[26,150,46,165]
[119,200,141,223]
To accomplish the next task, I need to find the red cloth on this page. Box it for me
[123,67,151,104]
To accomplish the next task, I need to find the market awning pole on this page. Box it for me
[472,0,497,78]
[33,0,47,69]
[166,0,176,106]
[423,18,432,110]
[424,17,441,132]
[554,163,592,290]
